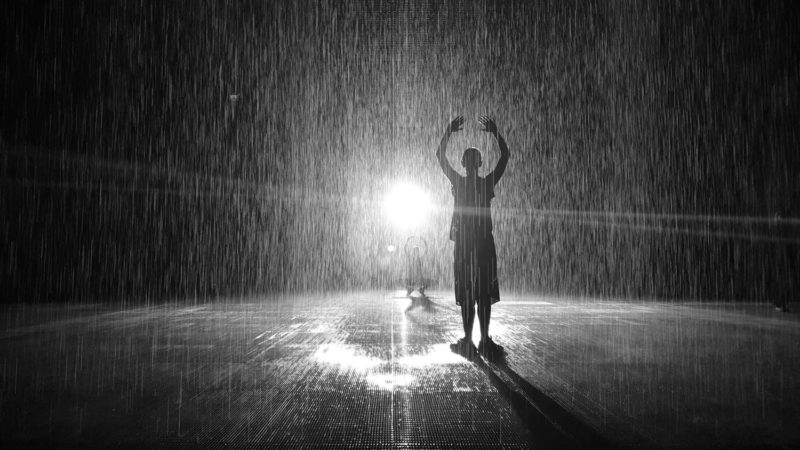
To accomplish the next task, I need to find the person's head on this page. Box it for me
[461,147,482,173]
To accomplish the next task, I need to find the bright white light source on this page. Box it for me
[387,244,396,252]
[384,182,431,230]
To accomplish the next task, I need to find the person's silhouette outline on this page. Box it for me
[404,242,428,297]
[436,116,510,358]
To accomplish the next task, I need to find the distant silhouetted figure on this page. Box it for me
[437,116,510,359]
[404,241,430,297]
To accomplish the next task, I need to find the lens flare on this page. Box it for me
[384,182,432,231]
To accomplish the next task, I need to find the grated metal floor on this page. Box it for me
[4,292,796,447]
[0,292,542,447]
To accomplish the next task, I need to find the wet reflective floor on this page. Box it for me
[1,292,799,448]
[0,292,540,448]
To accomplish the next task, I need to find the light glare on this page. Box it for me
[384,182,431,230]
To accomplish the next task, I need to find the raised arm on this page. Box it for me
[479,116,510,186]
[437,116,464,184]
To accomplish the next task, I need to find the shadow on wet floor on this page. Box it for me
[483,355,620,449]
[402,292,619,448]
[403,293,437,314]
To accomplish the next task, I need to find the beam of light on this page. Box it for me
[496,207,800,244]
[1,147,361,205]
[525,207,800,227]
[383,181,432,231]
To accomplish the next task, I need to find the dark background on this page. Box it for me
[1,0,798,304]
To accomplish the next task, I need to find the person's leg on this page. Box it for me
[476,299,490,342]
[461,301,475,340]
[452,299,476,358]
[452,248,478,358]
[476,238,503,355]
[475,241,492,342]
[454,247,473,338]
[476,271,494,350]
[477,297,503,357]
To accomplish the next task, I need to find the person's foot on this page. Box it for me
[478,337,504,357]
[450,338,477,360]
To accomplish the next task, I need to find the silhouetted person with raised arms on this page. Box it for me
[437,116,510,359]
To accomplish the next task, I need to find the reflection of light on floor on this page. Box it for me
[308,323,330,333]
[366,373,414,390]
[468,321,510,344]
[488,321,508,336]
[313,344,380,371]
[313,303,472,392]
[396,344,465,367]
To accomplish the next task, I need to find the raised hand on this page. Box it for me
[447,116,465,133]
[478,116,498,134]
